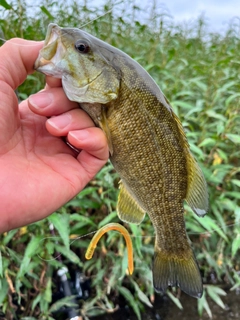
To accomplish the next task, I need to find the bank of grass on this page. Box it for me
[0,0,239,319]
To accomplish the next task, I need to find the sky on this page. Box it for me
[162,0,240,33]
[94,0,240,34]
[20,0,240,34]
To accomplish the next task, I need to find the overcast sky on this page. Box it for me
[95,0,240,33]
[163,0,240,32]
[22,0,240,34]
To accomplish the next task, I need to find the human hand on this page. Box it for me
[0,39,109,233]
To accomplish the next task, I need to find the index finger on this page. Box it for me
[0,38,43,89]
[45,75,62,89]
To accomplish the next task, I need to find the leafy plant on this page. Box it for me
[0,0,240,319]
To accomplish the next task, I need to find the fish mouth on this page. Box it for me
[34,24,66,77]
[34,23,105,103]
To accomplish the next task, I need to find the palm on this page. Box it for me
[1,99,85,229]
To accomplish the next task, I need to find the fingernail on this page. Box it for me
[69,130,90,141]
[29,92,53,109]
[48,114,72,130]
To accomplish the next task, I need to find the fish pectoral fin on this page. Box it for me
[99,106,113,155]
[117,181,146,224]
[153,248,203,299]
[185,154,208,217]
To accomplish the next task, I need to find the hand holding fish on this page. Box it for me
[0,38,109,233]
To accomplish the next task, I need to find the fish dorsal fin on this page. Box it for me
[99,106,113,155]
[185,154,208,217]
[117,181,146,224]
[171,112,208,217]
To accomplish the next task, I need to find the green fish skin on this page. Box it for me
[35,24,208,298]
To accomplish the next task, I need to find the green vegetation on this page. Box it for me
[0,0,240,319]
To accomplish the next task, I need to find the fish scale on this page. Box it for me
[35,23,208,298]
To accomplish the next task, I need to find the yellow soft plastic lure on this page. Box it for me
[85,223,134,275]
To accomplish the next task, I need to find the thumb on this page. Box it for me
[0,39,43,89]
[0,80,20,149]
[0,39,43,149]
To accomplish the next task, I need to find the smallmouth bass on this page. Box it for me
[35,24,208,298]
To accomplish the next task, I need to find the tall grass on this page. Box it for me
[0,0,239,319]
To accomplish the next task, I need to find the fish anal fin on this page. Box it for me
[117,181,145,224]
[153,248,203,299]
[186,154,208,217]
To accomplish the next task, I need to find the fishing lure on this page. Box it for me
[85,223,134,275]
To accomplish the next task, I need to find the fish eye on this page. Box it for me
[75,40,90,54]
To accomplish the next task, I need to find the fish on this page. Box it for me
[34,23,208,298]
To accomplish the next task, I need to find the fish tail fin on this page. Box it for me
[153,248,203,298]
